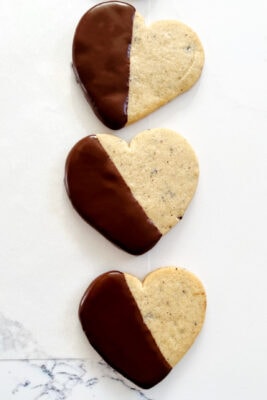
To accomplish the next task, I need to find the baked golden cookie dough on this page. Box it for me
[128,12,204,125]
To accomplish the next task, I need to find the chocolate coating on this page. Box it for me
[72,2,135,130]
[64,135,161,255]
[79,271,171,388]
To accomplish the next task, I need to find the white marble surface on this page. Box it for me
[0,359,157,400]
[1,0,267,398]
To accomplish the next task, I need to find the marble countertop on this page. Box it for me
[1,0,267,398]
[0,359,155,400]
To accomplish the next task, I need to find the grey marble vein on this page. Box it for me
[6,359,155,400]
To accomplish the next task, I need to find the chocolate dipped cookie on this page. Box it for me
[79,267,206,388]
[64,128,199,255]
[72,1,204,129]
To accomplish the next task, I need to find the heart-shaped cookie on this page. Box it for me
[72,1,204,129]
[64,128,199,255]
[79,267,206,388]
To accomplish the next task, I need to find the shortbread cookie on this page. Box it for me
[64,128,199,254]
[72,1,204,129]
[79,267,206,388]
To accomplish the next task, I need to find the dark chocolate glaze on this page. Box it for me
[79,271,171,389]
[72,2,135,130]
[64,135,162,255]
